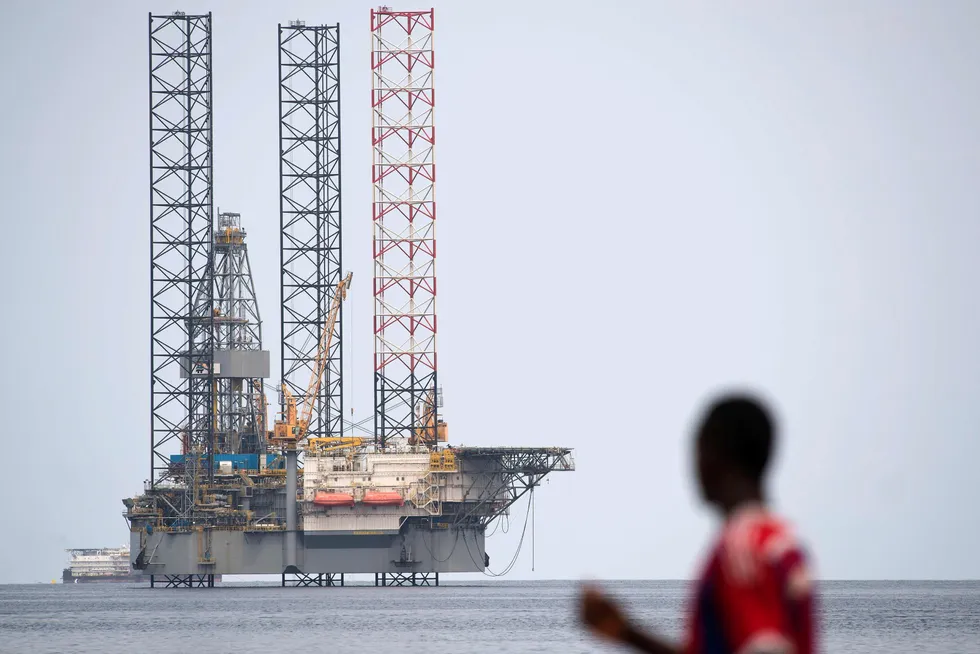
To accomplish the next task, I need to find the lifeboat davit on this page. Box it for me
[313,491,355,507]
[361,491,404,507]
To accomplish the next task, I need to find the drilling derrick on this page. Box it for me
[211,211,270,455]
[371,8,441,449]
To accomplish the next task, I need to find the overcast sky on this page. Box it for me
[1,0,978,584]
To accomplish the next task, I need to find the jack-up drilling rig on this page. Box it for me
[124,10,573,589]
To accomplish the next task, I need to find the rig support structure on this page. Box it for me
[279,22,344,439]
[149,12,215,491]
[371,8,439,449]
[284,448,299,570]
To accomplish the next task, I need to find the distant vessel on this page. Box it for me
[63,547,225,583]
[63,547,137,583]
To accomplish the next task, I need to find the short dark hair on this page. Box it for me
[697,394,776,480]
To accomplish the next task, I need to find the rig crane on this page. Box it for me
[272,272,358,452]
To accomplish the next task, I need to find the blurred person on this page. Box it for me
[580,393,816,654]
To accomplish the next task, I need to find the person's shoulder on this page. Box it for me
[761,512,808,562]
[718,506,811,586]
[724,506,805,550]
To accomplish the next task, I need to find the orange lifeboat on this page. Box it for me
[362,491,404,507]
[313,491,355,508]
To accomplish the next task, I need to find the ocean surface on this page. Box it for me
[0,579,978,653]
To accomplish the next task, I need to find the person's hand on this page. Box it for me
[580,585,629,641]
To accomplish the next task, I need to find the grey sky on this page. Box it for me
[1,0,978,584]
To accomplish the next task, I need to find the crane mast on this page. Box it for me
[273,272,353,447]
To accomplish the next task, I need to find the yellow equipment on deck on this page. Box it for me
[306,436,365,455]
[410,389,448,447]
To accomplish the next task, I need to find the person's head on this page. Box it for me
[694,393,776,510]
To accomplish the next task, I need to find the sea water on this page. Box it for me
[0,579,977,653]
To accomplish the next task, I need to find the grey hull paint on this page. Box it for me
[130,526,486,576]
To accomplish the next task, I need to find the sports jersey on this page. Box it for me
[685,504,815,654]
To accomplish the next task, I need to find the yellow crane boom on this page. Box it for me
[273,272,353,445]
[306,436,365,455]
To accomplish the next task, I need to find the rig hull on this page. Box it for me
[126,447,570,579]
[129,525,485,576]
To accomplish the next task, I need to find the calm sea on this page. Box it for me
[0,580,977,653]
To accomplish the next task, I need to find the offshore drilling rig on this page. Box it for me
[125,9,574,588]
